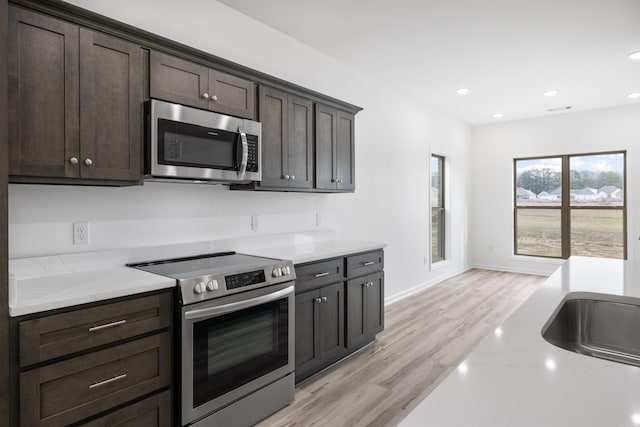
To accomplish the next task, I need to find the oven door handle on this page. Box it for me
[184,286,293,320]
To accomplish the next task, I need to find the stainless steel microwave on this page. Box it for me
[144,99,261,183]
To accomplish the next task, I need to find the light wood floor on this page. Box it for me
[259,269,546,427]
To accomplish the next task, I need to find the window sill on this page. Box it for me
[430,260,451,271]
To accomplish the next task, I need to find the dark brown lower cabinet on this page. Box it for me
[295,250,384,383]
[20,332,171,427]
[14,290,173,427]
[346,271,385,350]
[295,282,345,382]
[79,390,171,427]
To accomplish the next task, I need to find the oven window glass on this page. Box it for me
[192,297,289,407]
[158,118,238,170]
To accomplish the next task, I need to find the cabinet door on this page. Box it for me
[8,6,80,178]
[346,276,367,349]
[79,390,172,427]
[295,289,321,379]
[20,332,171,427]
[366,272,385,337]
[287,95,314,189]
[79,29,142,181]
[336,110,355,191]
[149,51,209,110]
[314,103,337,190]
[319,282,345,362]
[258,86,288,188]
[209,69,256,119]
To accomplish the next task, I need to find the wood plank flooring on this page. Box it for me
[259,269,546,427]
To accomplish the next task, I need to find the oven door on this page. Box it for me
[181,282,294,426]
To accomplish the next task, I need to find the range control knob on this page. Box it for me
[282,266,291,275]
[206,280,219,291]
[272,267,282,278]
[194,282,205,294]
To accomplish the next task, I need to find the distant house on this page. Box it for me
[516,187,536,200]
[538,186,561,200]
[597,185,622,200]
[431,186,439,205]
[570,187,597,201]
[537,191,550,199]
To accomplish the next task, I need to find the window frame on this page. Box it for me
[513,150,627,260]
[431,154,445,263]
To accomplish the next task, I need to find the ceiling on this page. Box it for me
[218,0,640,125]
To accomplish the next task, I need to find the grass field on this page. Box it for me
[516,209,624,259]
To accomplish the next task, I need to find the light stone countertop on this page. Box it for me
[242,239,385,264]
[399,256,640,427]
[8,237,384,317]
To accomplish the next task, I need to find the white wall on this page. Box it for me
[469,105,640,275]
[8,0,471,302]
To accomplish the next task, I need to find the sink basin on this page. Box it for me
[542,292,640,367]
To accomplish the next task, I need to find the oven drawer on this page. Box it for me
[78,390,172,427]
[295,258,343,293]
[19,292,172,367]
[346,250,384,278]
[20,332,171,427]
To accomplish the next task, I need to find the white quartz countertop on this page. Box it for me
[8,237,384,316]
[9,267,175,317]
[241,240,385,264]
[399,256,640,427]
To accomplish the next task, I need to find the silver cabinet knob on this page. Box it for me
[338,179,343,183]
[202,93,209,99]
[315,297,322,303]
[284,175,290,180]
[84,158,93,166]
[322,296,328,302]
[212,95,218,101]
[69,157,78,165]
[290,175,295,180]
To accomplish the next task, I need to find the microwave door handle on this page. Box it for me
[237,129,248,179]
[184,286,293,320]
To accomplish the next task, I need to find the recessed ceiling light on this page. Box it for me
[629,51,640,60]
[456,88,470,95]
[544,90,559,97]
[493,113,504,119]
[628,92,640,99]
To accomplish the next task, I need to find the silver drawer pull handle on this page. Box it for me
[88,319,126,332]
[363,261,376,266]
[89,373,127,389]
[314,272,329,278]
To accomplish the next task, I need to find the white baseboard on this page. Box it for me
[384,265,472,306]
[384,262,556,306]
[470,263,555,277]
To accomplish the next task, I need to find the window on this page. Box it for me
[431,155,445,263]
[514,152,626,259]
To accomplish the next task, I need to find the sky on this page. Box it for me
[516,153,624,175]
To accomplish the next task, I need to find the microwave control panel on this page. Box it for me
[247,135,258,172]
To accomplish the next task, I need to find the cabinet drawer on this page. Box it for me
[295,258,343,293]
[19,292,172,367]
[20,332,171,427]
[78,390,172,427]
[346,250,384,278]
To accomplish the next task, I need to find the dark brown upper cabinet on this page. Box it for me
[8,6,142,184]
[150,51,256,120]
[315,104,355,192]
[258,86,313,189]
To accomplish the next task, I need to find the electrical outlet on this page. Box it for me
[251,215,259,232]
[316,213,322,227]
[73,222,89,245]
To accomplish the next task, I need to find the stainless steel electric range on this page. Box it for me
[129,252,296,427]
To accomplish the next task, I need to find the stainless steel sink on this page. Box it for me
[542,292,640,367]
